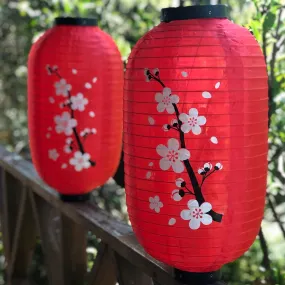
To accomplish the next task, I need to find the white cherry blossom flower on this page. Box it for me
[181,200,213,230]
[66,137,72,145]
[149,196,163,213]
[69,151,91,172]
[54,79,71,97]
[48,149,59,161]
[198,168,206,175]
[156,138,190,173]
[162,124,170,131]
[172,189,182,201]
[175,178,185,187]
[153,68,159,75]
[215,162,223,170]
[63,145,72,153]
[171,118,178,126]
[70,93,88,111]
[46,65,52,75]
[179,108,206,135]
[204,162,212,171]
[155,87,179,114]
[54,112,77,136]
[144,68,150,82]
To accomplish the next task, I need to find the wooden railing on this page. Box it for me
[0,145,180,285]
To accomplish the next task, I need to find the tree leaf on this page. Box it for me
[263,12,276,33]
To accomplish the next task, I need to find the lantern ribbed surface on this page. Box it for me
[28,18,123,195]
[124,7,268,272]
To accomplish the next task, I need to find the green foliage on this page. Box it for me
[0,0,285,284]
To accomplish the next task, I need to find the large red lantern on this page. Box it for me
[28,17,123,200]
[124,5,268,277]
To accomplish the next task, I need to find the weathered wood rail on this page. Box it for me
[0,145,180,285]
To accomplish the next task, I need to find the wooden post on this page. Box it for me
[0,169,37,284]
[113,251,153,285]
[30,191,87,285]
[87,243,117,285]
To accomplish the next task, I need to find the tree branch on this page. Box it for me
[258,227,271,272]
[267,194,285,239]
[270,8,283,84]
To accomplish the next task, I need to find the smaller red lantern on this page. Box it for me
[28,17,124,200]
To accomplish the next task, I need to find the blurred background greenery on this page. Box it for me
[0,0,284,284]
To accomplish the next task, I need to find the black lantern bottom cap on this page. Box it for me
[60,193,91,202]
[174,269,224,285]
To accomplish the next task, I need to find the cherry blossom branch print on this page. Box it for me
[46,65,96,171]
[144,68,223,229]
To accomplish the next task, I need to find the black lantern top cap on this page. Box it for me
[161,5,228,22]
[55,17,97,26]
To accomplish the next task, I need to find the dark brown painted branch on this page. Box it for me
[150,71,223,222]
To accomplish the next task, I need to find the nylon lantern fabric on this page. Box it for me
[124,18,268,272]
[28,19,123,195]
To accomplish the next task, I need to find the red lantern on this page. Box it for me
[28,17,123,200]
[124,5,268,275]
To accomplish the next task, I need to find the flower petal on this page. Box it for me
[65,129,73,136]
[172,160,184,173]
[201,214,213,225]
[170,95,179,104]
[192,125,201,135]
[156,144,168,157]
[154,206,160,213]
[150,203,156,210]
[157,102,165,112]
[155,93,163,103]
[166,104,175,114]
[54,115,61,124]
[74,151,82,158]
[204,162,212,170]
[187,199,199,209]
[198,168,205,174]
[154,196,160,202]
[197,116,206,125]
[163,87,171,96]
[189,108,198,118]
[178,148,190,161]
[179,113,188,123]
[167,138,179,151]
[189,218,201,230]
[200,202,212,213]
[159,158,171,170]
[181,123,192,133]
[75,164,83,172]
[62,111,70,119]
[175,178,184,187]
[172,189,182,201]
[149,197,154,203]
[180,210,191,220]
[158,201,163,208]
[83,153,91,160]
[215,162,223,170]
[171,118,178,125]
